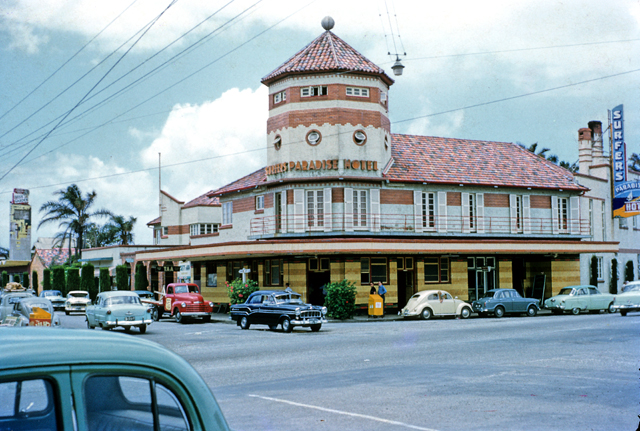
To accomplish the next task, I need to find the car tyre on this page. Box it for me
[494,306,505,318]
[240,316,250,330]
[86,319,94,329]
[152,308,160,321]
[620,310,627,316]
[124,326,131,333]
[282,317,293,333]
[420,308,432,320]
[310,324,322,332]
[460,307,471,319]
[571,307,580,315]
[174,310,184,324]
[526,305,537,317]
[139,324,147,334]
[607,303,615,314]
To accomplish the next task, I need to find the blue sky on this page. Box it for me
[1,0,639,248]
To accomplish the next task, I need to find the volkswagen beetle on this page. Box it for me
[399,289,472,320]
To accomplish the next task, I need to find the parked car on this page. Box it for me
[544,285,615,315]
[65,290,91,315]
[399,289,472,319]
[1,296,61,327]
[144,283,214,323]
[612,281,640,316]
[134,290,155,301]
[86,290,153,333]
[0,290,34,322]
[0,327,231,431]
[38,289,66,310]
[230,290,328,332]
[472,288,540,318]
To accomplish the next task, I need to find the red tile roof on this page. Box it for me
[183,192,220,209]
[209,168,267,197]
[147,216,161,226]
[261,31,394,85]
[35,248,74,267]
[387,134,585,191]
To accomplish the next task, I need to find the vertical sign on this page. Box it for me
[612,105,640,218]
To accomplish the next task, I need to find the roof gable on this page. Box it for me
[209,168,267,197]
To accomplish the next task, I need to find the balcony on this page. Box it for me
[249,213,591,239]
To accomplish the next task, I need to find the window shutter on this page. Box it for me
[280,191,287,234]
[476,193,485,233]
[509,194,517,234]
[323,188,332,232]
[462,192,470,233]
[570,196,580,234]
[344,187,354,232]
[294,189,305,233]
[523,195,531,234]
[414,191,423,233]
[370,189,380,232]
[437,191,447,233]
[551,196,559,234]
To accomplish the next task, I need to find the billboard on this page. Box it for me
[11,188,29,205]
[611,105,640,218]
[9,203,32,261]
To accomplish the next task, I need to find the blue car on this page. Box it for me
[472,288,540,318]
[86,290,153,333]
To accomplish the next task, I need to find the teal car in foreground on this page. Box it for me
[544,285,615,315]
[86,290,153,333]
[0,327,230,431]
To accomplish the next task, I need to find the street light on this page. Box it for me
[391,55,405,76]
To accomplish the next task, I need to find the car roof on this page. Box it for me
[98,290,138,297]
[414,290,450,296]
[68,290,89,294]
[251,290,297,296]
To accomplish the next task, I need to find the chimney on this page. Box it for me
[578,127,592,175]
[588,120,605,164]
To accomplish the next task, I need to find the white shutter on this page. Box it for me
[509,194,517,234]
[476,193,485,234]
[370,189,380,232]
[570,196,580,235]
[324,188,332,232]
[344,187,354,232]
[523,195,531,234]
[462,192,470,233]
[414,191,423,233]
[437,191,447,233]
[551,196,559,234]
[294,189,305,233]
[280,191,287,234]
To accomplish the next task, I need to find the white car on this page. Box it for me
[65,291,91,315]
[399,289,472,320]
[612,281,640,316]
[39,290,66,310]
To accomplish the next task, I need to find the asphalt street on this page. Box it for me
[60,311,639,431]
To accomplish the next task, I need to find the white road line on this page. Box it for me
[248,394,440,431]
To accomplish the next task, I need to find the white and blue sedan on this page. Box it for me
[86,291,153,333]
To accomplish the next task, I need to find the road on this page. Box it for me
[60,311,639,431]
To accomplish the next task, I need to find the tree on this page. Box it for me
[43,269,51,291]
[67,268,80,293]
[2,271,8,287]
[22,272,29,289]
[99,268,111,292]
[38,184,111,260]
[625,260,635,283]
[52,267,66,296]
[104,215,137,246]
[610,258,618,294]
[82,264,97,301]
[518,142,577,173]
[115,265,129,291]
[589,256,598,286]
[324,279,357,320]
[32,270,39,292]
[84,223,116,248]
[134,263,149,291]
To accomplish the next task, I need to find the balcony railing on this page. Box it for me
[249,213,591,238]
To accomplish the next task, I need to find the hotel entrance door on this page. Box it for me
[467,257,496,302]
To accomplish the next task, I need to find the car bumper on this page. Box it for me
[179,311,212,318]
[399,309,419,318]
[291,317,327,326]
[544,304,565,310]
[65,305,88,312]
[612,304,640,312]
[105,318,153,327]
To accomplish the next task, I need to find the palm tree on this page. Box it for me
[38,184,111,259]
[518,142,577,173]
[518,142,552,159]
[84,223,117,248]
[104,215,137,245]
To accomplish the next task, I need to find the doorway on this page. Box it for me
[396,257,415,309]
[307,257,331,306]
[467,257,496,301]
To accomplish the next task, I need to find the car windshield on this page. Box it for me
[274,294,304,304]
[69,292,88,299]
[559,288,575,295]
[174,285,198,294]
[43,291,61,297]
[624,284,640,292]
[106,296,141,306]
[23,301,52,313]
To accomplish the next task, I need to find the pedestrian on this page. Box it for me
[285,283,293,293]
[377,281,387,316]
[369,282,376,295]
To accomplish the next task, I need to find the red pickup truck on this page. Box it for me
[144,283,214,323]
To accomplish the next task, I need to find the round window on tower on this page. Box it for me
[353,130,367,146]
[306,130,322,146]
[273,135,282,151]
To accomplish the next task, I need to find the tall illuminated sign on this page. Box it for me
[611,105,640,218]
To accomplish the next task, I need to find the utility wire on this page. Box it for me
[0,0,179,183]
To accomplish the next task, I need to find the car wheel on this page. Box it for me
[571,307,580,315]
[174,310,184,324]
[65,311,69,316]
[460,307,471,319]
[124,326,131,333]
[420,308,432,320]
[86,319,94,329]
[240,316,250,330]
[607,303,615,314]
[282,317,293,333]
[620,310,627,316]
[494,306,505,318]
[151,308,159,321]
[139,324,147,334]
[268,324,278,331]
[526,305,537,317]
[310,324,322,332]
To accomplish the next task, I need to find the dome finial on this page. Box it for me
[321,16,334,31]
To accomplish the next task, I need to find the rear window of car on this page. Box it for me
[0,378,59,429]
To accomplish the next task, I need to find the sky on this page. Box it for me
[1,0,639,249]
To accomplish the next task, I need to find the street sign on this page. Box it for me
[238,269,251,274]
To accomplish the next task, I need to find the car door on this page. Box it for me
[86,297,96,325]
[573,288,588,310]
[429,292,443,315]
[165,286,174,312]
[587,287,606,310]
[439,292,457,315]
[510,290,527,313]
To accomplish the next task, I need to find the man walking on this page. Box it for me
[377,281,387,316]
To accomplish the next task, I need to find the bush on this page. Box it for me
[625,260,634,283]
[12,274,20,283]
[82,264,97,301]
[225,278,259,305]
[2,271,8,288]
[22,272,29,289]
[32,271,39,292]
[134,263,149,291]
[43,269,51,291]
[99,268,111,292]
[324,279,357,320]
[52,267,65,295]
[115,265,129,291]
[67,268,80,293]
[610,258,618,294]
[589,256,598,286]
